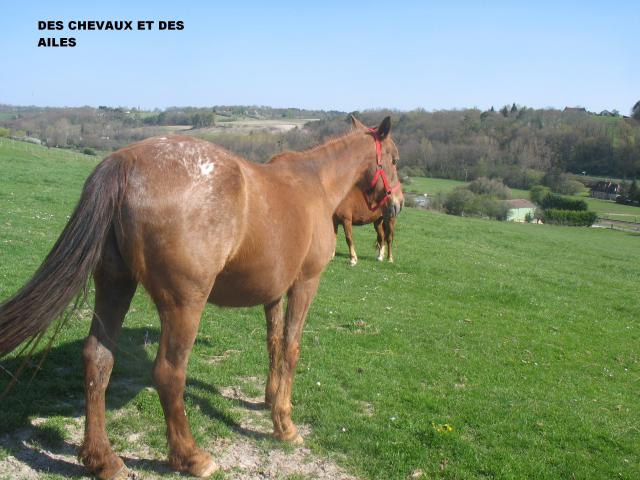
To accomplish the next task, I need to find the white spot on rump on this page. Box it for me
[200,162,214,176]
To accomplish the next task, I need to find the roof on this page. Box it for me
[503,199,536,209]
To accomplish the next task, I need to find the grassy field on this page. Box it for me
[407,176,640,220]
[406,177,534,202]
[0,142,639,479]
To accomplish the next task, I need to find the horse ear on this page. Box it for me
[377,116,391,140]
[350,114,366,130]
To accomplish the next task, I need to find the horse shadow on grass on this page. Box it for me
[0,326,269,478]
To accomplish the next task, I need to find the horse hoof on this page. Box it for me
[388,257,394,263]
[195,459,219,477]
[273,429,304,445]
[349,258,358,266]
[376,255,384,262]
[171,450,218,478]
[107,465,133,480]
[79,446,127,480]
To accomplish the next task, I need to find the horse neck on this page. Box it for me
[294,132,373,211]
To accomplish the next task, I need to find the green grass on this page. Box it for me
[408,176,640,220]
[1,142,639,479]
[405,177,469,195]
[406,176,530,200]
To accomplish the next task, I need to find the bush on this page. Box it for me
[469,195,509,220]
[444,188,477,216]
[443,187,508,219]
[428,191,447,211]
[468,177,512,199]
[542,209,597,226]
[530,185,551,205]
[542,171,584,195]
[0,128,10,138]
[541,194,587,211]
[502,168,544,190]
[82,147,97,156]
[398,165,425,178]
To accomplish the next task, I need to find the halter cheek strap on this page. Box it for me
[363,128,402,212]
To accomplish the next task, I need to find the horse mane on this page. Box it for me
[268,127,360,164]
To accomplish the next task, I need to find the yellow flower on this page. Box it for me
[432,422,454,434]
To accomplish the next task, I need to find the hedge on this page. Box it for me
[541,194,588,211]
[543,209,597,226]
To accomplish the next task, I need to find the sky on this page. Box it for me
[1,0,638,113]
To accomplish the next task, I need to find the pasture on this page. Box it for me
[0,141,639,479]
[407,175,640,221]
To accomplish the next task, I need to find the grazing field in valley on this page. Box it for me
[0,141,638,479]
[407,176,640,221]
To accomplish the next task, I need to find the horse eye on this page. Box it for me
[392,157,399,165]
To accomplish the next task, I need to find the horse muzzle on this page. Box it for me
[383,197,403,218]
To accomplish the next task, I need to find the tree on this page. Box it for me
[632,100,640,121]
[510,103,518,114]
[628,179,639,201]
[500,105,509,117]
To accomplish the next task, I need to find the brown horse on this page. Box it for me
[332,184,403,266]
[0,117,402,479]
[270,116,403,267]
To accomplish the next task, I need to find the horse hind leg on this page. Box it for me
[150,288,218,477]
[79,233,137,480]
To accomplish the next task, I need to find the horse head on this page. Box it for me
[351,115,404,218]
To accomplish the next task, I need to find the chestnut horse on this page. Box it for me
[332,185,403,266]
[270,116,403,267]
[0,117,402,479]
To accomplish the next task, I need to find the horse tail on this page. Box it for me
[0,156,129,357]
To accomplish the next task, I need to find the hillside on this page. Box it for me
[0,141,639,479]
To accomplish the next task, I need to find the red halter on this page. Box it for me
[363,127,402,211]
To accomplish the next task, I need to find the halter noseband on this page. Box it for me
[363,127,402,211]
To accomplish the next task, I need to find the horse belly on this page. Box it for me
[207,258,296,307]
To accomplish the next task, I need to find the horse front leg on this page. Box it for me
[374,216,385,261]
[271,276,320,444]
[264,297,284,407]
[153,300,218,477]
[331,218,339,259]
[343,219,358,266]
[384,216,396,262]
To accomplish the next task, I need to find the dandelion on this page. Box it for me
[432,422,454,434]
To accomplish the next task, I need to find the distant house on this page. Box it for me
[503,199,537,222]
[564,107,587,113]
[590,181,622,200]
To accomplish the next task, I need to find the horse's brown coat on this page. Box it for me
[0,117,402,479]
[333,184,403,265]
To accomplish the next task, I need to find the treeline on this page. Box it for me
[212,106,640,183]
[1,103,639,182]
[0,104,343,151]
[353,107,640,184]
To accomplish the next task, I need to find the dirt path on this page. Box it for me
[0,382,358,480]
